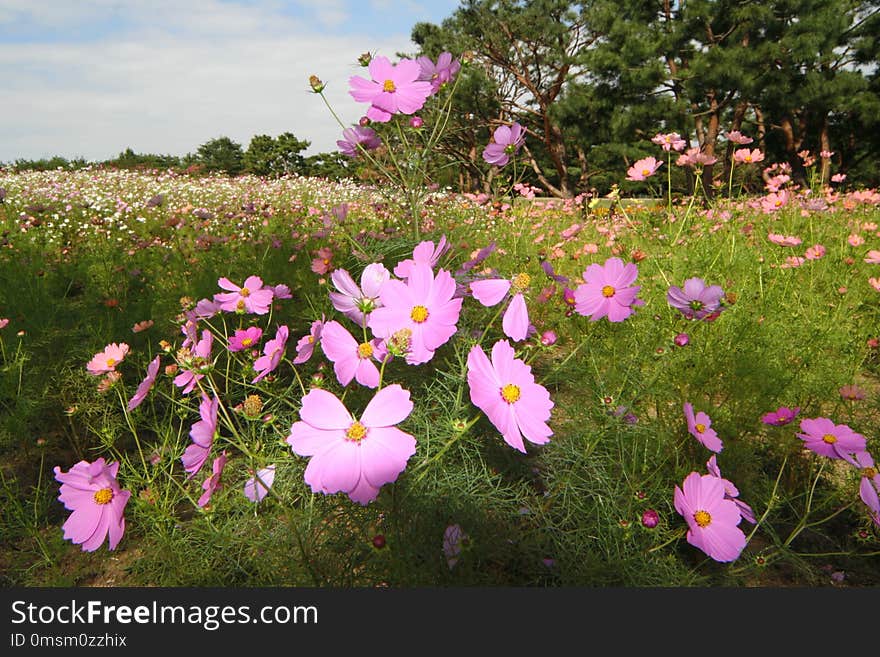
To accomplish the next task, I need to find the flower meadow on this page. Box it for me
[3,53,880,588]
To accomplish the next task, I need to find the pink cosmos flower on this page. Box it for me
[626,156,662,181]
[470,272,534,342]
[311,247,334,275]
[337,126,381,158]
[733,148,764,164]
[482,123,525,167]
[0,318,9,330]
[761,406,800,426]
[796,417,867,460]
[417,52,461,93]
[368,263,463,365]
[132,320,154,333]
[198,451,228,508]
[174,330,213,394]
[652,132,687,152]
[244,465,276,503]
[87,343,129,376]
[349,56,433,123]
[320,320,385,389]
[329,263,391,327]
[252,325,289,383]
[676,147,717,167]
[831,173,846,183]
[706,455,756,524]
[228,327,263,353]
[573,257,643,322]
[127,355,161,411]
[725,130,753,145]
[839,384,866,401]
[286,385,417,505]
[683,402,723,453]
[188,298,220,322]
[674,472,747,562]
[181,394,218,479]
[864,250,880,264]
[393,236,449,279]
[848,234,865,247]
[272,284,293,300]
[466,340,553,453]
[845,452,880,521]
[666,277,725,320]
[761,191,789,213]
[870,277,880,292]
[767,233,802,247]
[293,318,324,365]
[214,276,274,315]
[54,458,131,552]
[805,244,826,260]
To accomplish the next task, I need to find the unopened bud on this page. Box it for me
[309,75,325,93]
[358,52,372,67]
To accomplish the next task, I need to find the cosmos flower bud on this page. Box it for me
[358,52,372,67]
[309,75,325,93]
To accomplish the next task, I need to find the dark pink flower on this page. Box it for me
[293,318,324,365]
[181,394,218,479]
[796,417,867,460]
[845,452,880,520]
[466,340,553,453]
[761,406,800,426]
[674,472,747,562]
[641,509,659,528]
[198,451,228,508]
[127,355,161,411]
[252,325,288,383]
[417,52,461,93]
[337,126,381,158]
[54,458,131,552]
[214,276,274,315]
[482,123,525,167]
[286,385,417,505]
[349,56,433,123]
[228,327,263,353]
[573,257,643,322]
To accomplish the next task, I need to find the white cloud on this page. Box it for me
[0,0,424,162]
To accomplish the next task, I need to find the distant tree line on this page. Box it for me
[4,133,354,181]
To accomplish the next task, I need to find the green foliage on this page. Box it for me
[243,132,311,177]
[195,136,245,175]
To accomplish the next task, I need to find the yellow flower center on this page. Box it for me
[357,342,374,359]
[695,423,706,434]
[346,421,367,442]
[822,433,837,444]
[641,168,651,177]
[106,358,116,367]
[601,285,615,298]
[94,488,114,505]
[236,299,246,311]
[411,305,429,323]
[745,156,752,163]
[308,336,314,343]
[693,510,712,528]
[383,79,396,93]
[512,272,531,292]
[241,338,253,347]
[240,287,250,297]
[862,467,877,479]
[501,383,521,404]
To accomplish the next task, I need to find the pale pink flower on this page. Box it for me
[767,233,802,247]
[864,250,880,264]
[804,244,826,260]
[761,191,789,213]
[330,263,391,326]
[848,234,865,247]
[470,272,534,342]
[198,452,228,508]
[651,132,686,152]
[320,320,384,389]
[626,156,663,181]
[87,343,129,376]
[393,236,449,279]
[293,318,324,365]
[725,131,753,145]
[174,330,213,394]
[214,276,274,315]
[869,277,880,292]
[244,465,276,503]
[733,148,764,164]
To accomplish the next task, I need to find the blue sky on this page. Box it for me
[0,0,461,162]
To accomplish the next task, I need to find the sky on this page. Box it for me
[0,0,460,163]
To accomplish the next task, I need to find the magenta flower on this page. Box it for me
[198,451,228,508]
[286,385,417,505]
[87,343,129,376]
[228,327,263,353]
[127,355,161,411]
[666,277,725,320]
[393,236,449,279]
[368,263,463,365]
[329,263,391,327]
[417,52,460,93]
[761,406,800,426]
[337,126,381,158]
[706,455,756,524]
[470,272,534,342]
[214,276,274,315]
[54,458,131,552]
[174,330,213,394]
[683,402,723,453]
[181,394,218,479]
[641,509,660,528]
[482,122,525,167]
[349,56,433,123]
[244,465,276,503]
[674,472,747,562]
[796,417,867,460]
[320,320,384,389]
[626,156,662,181]
[293,317,324,365]
[272,284,293,300]
[252,325,289,383]
[845,452,880,521]
[573,257,643,322]
[466,340,553,453]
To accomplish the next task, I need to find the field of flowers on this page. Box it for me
[1,161,879,587]
[2,49,880,588]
